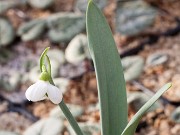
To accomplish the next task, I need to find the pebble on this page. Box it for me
[122,56,144,81]
[116,0,157,36]
[65,34,91,64]
[47,49,65,65]
[53,78,70,93]
[146,52,168,66]
[0,131,19,135]
[0,70,21,91]
[23,117,64,135]
[170,107,180,123]
[28,0,54,9]
[0,18,15,46]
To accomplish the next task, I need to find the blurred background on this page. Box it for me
[0,0,180,135]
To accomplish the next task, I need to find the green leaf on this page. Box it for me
[86,1,128,135]
[39,47,50,72]
[45,55,52,76]
[121,83,172,135]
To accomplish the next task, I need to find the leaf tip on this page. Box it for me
[166,82,172,88]
[87,0,97,10]
[42,47,50,56]
[88,0,93,5]
[45,47,50,52]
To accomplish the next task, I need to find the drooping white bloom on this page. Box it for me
[25,80,62,104]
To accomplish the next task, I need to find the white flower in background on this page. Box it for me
[25,80,63,104]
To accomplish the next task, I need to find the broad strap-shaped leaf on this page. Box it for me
[86,1,128,135]
[121,83,172,135]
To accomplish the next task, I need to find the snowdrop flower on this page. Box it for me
[25,72,63,104]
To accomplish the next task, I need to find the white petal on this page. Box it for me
[47,84,63,104]
[25,84,35,101]
[25,80,48,102]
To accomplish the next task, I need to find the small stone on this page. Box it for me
[47,49,65,65]
[23,117,64,135]
[21,22,46,41]
[0,131,19,135]
[28,0,54,9]
[17,19,46,41]
[28,66,40,83]
[65,34,91,64]
[47,13,85,43]
[53,78,70,93]
[122,56,144,81]
[0,70,21,91]
[0,0,23,14]
[116,0,157,36]
[146,52,168,66]
[50,104,84,119]
[170,107,180,123]
[18,19,42,35]
[0,18,15,46]
[50,59,61,77]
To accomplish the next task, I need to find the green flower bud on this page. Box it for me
[39,71,50,81]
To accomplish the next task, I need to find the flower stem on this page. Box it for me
[49,77,84,135]
[59,100,84,135]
